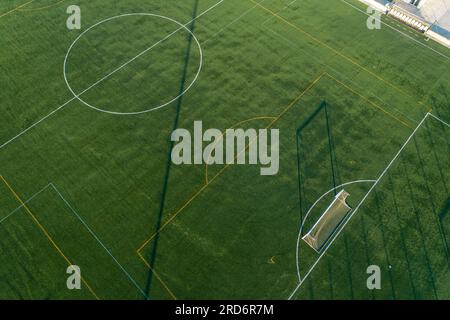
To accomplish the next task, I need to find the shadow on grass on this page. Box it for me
[400,151,438,299]
[387,172,417,299]
[296,100,340,229]
[144,0,200,299]
[296,100,344,298]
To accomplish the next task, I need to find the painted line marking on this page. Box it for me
[0,175,100,300]
[0,0,225,149]
[289,112,449,299]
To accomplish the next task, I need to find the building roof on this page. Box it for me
[392,1,426,21]
[392,0,450,38]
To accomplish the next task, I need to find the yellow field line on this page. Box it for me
[249,0,429,112]
[17,0,65,12]
[136,251,177,300]
[137,72,325,254]
[266,72,326,127]
[0,175,100,300]
[137,183,211,253]
[137,67,412,259]
[0,0,34,18]
[204,116,277,184]
[324,73,414,129]
[135,74,324,300]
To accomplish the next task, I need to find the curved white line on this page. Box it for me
[295,179,377,282]
[63,13,203,115]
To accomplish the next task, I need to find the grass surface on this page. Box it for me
[0,0,448,299]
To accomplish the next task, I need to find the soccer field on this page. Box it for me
[0,0,449,300]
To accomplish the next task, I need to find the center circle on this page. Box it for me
[63,13,203,115]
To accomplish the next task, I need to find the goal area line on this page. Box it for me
[289,112,449,300]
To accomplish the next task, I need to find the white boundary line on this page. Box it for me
[260,0,297,27]
[338,0,450,60]
[0,0,225,150]
[0,181,147,298]
[295,180,376,281]
[49,183,148,298]
[260,23,422,125]
[0,183,51,224]
[63,13,203,115]
[289,112,449,300]
[429,113,450,127]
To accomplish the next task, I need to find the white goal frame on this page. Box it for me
[302,190,352,252]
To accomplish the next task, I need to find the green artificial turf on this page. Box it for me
[0,0,448,299]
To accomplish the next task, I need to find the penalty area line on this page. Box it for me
[295,179,377,282]
[0,178,148,299]
[289,112,435,300]
[0,97,76,150]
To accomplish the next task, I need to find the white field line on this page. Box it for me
[338,0,450,61]
[204,0,265,44]
[288,111,446,300]
[0,98,76,150]
[50,183,148,299]
[0,183,52,224]
[261,24,420,125]
[429,113,450,127]
[1,181,148,298]
[295,180,376,282]
[64,13,204,115]
[0,0,225,150]
[261,0,297,27]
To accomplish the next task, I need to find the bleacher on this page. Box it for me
[387,1,431,32]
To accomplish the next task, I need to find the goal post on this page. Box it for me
[302,190,352,252]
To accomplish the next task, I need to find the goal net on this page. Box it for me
[302,190,352,252]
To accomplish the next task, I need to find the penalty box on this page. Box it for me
[0,180,142,299]
[291,112,450,299]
